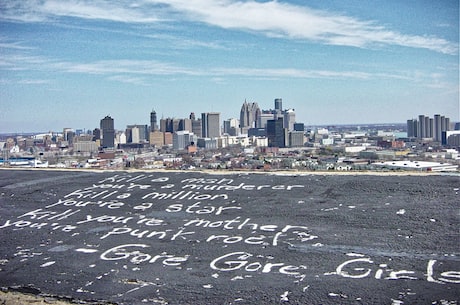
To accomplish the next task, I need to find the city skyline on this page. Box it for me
[1,1,459,133]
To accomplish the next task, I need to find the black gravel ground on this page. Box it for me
[0,169,458,305]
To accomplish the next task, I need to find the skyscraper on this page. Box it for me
[150,109,158,132]
[201,112,221,138]
[223,118,239,136]
[240,100,261,128]
[407,119,417,138]
[274,98,282,111]
[267,117,286,148]
[160,118,180,133]
[273,98,283,120]
[407,114,451,141]
[100,115,115,148]
[173,130,197,150]
[283,109,296,131]
[434,114,442,142]
[418,115,427,138]
[190,112,202,137]
[126,124,148,143]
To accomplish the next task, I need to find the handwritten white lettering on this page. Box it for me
[100,244,188,266]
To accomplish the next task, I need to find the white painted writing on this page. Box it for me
[210,252,302,276]
[100,244,189,266]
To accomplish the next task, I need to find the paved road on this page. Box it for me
[0,169,458,304]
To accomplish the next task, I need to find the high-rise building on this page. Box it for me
[160,118,179,133]
[150,109,158,132]
[283,109,296,131]
[179,119,192,132]
[100,115,115,148]
[192,119,202,137]
[93,128,101,141]
[257,98,299,130]
[274,98,282,111]
[289,131,305,147]
[159,118,191,134]
[189,113,202,137]
[63,128,75,145]
[201,112,221,138]
[201,113,208,138]
[434,114,442,142]
[258,112,275,129]
[407,119,417,138]
[149,131,164,147]
[274,98,283,120]
[126,124,148,143]
[240,101,261,129]
[442,117,450,134]
[267,118,286,148]
[407,114,451,141]
[127,126,140,143]
[223,118,239,136]
[293,123,305,132]
[173,130,197,150]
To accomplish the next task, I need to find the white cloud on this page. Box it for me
[41,0,161,23]
[0,0,161,23]
[107,75,148,86]
[0,53,423,83]
[63,59,203,76]
[1,0,457,54]
[143,0,457,54]
[0,40,36,50]
[210,67,372,80]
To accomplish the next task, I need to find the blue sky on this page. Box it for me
[1,0,458,133]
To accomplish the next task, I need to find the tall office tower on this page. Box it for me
[240,100,261,128]
[201,113,208,138]
[223,120,231,134]
[172,119,180,132]
[418,115,426,138]
[425,116,432,138]
[289,131,305,147]
[126,126,140,143]
[160,118,181,133]
[409,114,450,140]
[407,119,417,138]
[223,118,239,136]
[273,98,283,120]
[428,118,434,139]
[283,109,296,131]
[434,114,442,142]
[274,98,282,111]
[173,130,197,150]
[127,124,148,143]
[201,112,221,138]
[442,116,450,132]
[149,131,164,147]
[100,115,115,148]
[258,111,275,129]
[63,128,75,145]
[192,119,202,137]
[267,117,286,148]
[189,112,202,137]
[179,118,192,132]
[160,118,167,132]
[93,128,101,141]
[150,109,158,132]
